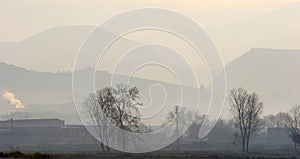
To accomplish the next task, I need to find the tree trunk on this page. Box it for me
[242,139,245,152]
[100,143,106,152]
[105,145,111,152]
[245,131,250,153]
[120,123,126,151]
[246,137,249,152]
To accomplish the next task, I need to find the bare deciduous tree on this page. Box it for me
[285,105,300,151]
[110,84,142,131]
[163,106,195,136]
[162,106,196,150]
[83,84,147,152]
[229,88,264,152]
[264,112,289,128]
[83,87,114,152]
[110,84,143,150]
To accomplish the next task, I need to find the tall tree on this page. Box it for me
[82,87,114,152]
[229,88,264,152]
[82,84,145,151]
[285,105,300,151]
[110,84,142,149]
[264,112,289,128]
[110,84,142,131]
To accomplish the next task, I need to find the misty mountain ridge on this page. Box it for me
[226,48,300,93]
[225,48,300,115]
[210,1,300,63]
[1,1,300,73]
[1,48,300,123]
[0,61,211,124]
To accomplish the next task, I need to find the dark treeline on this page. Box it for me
[83,85,300,153]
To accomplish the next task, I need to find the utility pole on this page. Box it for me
[11,118,14,148]
[175,105,179,151]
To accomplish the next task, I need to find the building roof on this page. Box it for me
[0,118,65,128]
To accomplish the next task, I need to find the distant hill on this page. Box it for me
[225,48,300,114]
[1,48,300,122]
[0,25,94,72]
[0,61,210,124]
[0,25,204,85]
[0,25,147,72]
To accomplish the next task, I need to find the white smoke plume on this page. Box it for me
[2,91,25,109]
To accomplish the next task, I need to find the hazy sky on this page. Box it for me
[1,0,299,42]
[0,0,299,76]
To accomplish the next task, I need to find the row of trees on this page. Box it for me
[83,85,300,153]
[162,87,300,153]
[229,88,300,152]
[279,105,300,150]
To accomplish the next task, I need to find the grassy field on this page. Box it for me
[1,151,299,159]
